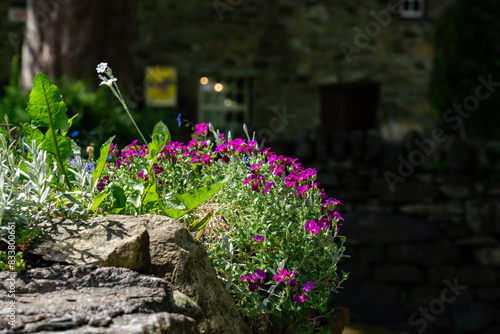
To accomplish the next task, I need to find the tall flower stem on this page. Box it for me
[109,83,147,144]
[97,63,147,144]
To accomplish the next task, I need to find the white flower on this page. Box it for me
[99,78,117,86]
[96,62,108,73]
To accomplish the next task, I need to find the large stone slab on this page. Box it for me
[142,215,250,334]
[0,264,199,333]
[30,217,151,273]
[26,215,249,334]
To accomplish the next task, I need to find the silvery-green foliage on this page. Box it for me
[0,133,90,242]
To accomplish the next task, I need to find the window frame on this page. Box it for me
[399,0,426,20]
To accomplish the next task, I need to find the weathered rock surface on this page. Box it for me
[142,215,250,334]
[0,264,199,333]
[31,217,151,273]
[24,215,249,334]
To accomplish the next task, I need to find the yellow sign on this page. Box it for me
[145,66,177,107]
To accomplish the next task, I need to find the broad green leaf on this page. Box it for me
[130,180,144,193]
[142,183,158,204]
[22,124,43,146]
[152,120,171,141]
[27,73,68,130]
[91,192,109,212]
[92,136,115,186]
[159,175,229,219]
[148,121,171,158]
[112,185,126,209]
[129,195,141,208]
[40,131,77,160]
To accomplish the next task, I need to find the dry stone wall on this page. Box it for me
[297,131,500,334]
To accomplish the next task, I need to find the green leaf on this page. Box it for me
[159,175,229,219]
[92,136,115,186]
[27,73,68,130]
[189,210,214,232]
[148,121,171,158]
[143,183,159,204]
[129,195,142,208]
[152,120,171,140]
[40,131,77,160]
[112,185,126,209]
[91,192,109,212]
[22,123,43,145]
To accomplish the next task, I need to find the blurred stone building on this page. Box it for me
[0,0,455,144]
[134,0,454,144]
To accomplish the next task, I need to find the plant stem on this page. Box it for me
[111,83,147,144]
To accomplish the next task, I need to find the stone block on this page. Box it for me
[374,264,424,283]
[465,199,500,234]
[474,245,500,267]
[371,180,439,203]
[458,266,497,286]
[30,216,151,273]
[359,246,385,264]
[428,266,458,285]
[452,302,496,332]
[342,212,439,245]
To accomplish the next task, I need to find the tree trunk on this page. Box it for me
[21,0,134,89]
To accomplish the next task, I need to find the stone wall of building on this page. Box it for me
[135,0,455,142]
[293,131,500,333]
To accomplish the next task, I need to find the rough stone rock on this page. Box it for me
[0,264,199,334]
[25,215,249,334]
[30,217,151,273]
[342,212,439,245]
[142,215,250,334]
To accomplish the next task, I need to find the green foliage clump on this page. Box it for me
[1,66,349,332]
[429,0,500,140]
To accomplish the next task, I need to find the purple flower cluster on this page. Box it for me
[195,123,209,136]
[241,269,266,291]
[254,235,264,242]
[96,175,110,192]
[273,270,315,304]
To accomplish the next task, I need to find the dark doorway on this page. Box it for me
[320,82,380,132]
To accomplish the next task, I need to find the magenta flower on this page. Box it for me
[296,185,309,196]
[200,153,212,165]
[263,182,275,194]
[253,269,266,279]
[333,212,344,221]
[195,123,210,135]
[254,235,264,242]
[293,292,307,303]
[285,174,297,187]
[138,170,145,179]
[305,219,321,234]
[302,281,314,292]
[274,269,291,283]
